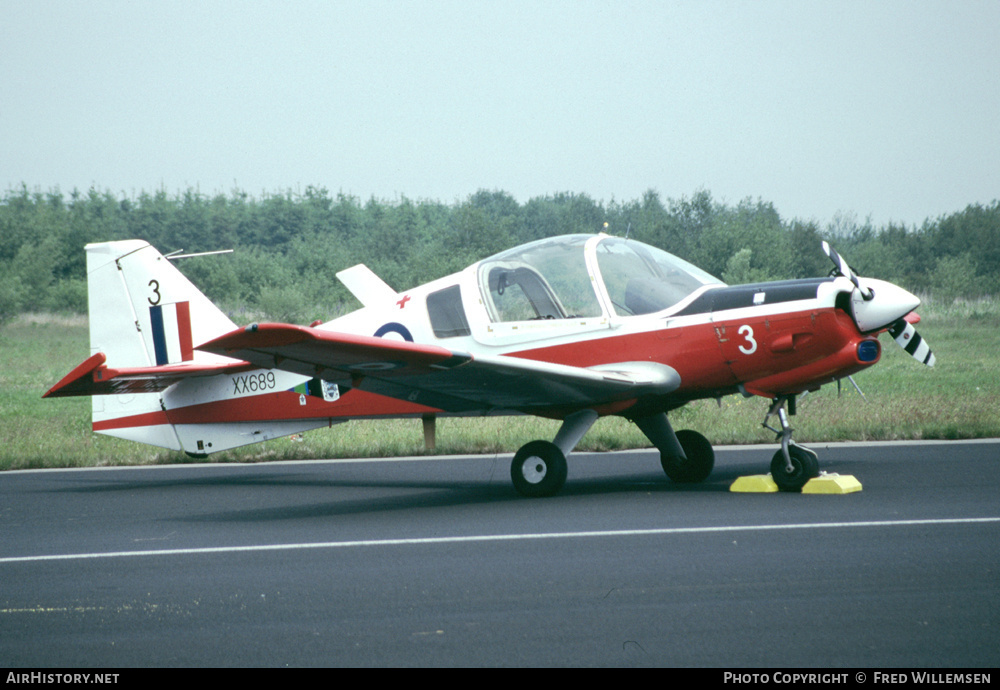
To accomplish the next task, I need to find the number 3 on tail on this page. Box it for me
[738,325,757,355]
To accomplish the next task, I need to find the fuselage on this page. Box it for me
[314,234,885,413]
[85,233,918,455]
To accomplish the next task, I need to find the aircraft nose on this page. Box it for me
[850,278,921,333]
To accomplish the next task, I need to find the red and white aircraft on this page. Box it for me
[46,234,934,495]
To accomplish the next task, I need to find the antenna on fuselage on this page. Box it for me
[165,249,235,261]
[603,221,632,240]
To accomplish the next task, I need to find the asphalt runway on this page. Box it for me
[2,440,998,668]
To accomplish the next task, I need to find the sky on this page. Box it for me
[3,0,999,228]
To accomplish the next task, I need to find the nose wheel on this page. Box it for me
[770,444,819,492]
[763,396,819,491]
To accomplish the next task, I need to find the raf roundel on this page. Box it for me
[373,322,414,342]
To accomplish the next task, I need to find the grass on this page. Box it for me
[2,298,998,471]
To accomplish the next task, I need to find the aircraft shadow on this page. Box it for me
[42,458,768,523]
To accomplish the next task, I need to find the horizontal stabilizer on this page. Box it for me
[44,353,254,398]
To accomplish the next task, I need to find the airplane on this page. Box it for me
[45,233,934,496]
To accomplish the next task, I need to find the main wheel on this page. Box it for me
[770,445,819,492]
[660,429,714,483]
[511,440,568,498]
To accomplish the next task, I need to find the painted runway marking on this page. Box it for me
[2,517,998,564]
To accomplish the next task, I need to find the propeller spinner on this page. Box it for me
[822,241,935,367]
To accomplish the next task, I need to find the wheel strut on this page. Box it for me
[763,396,795,473]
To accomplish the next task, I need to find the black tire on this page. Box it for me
[770,445,820,492]
[660,429,714,483]
[511,441,568,498]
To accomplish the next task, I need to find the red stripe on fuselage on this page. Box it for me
[93,410,171,431]
[165,388,439,425]
[92,388,441,432]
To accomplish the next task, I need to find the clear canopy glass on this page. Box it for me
[477,234,722,322]
[595,236,722,316]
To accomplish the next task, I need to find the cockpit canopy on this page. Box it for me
[477,234,722,323]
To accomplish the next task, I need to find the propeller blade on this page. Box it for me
[822,241,873,300]
[888,319,936,367]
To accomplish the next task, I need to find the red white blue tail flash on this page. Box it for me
[149,302,194,365]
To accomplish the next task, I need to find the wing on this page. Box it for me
[198,323,680,413]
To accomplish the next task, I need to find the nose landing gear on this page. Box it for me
[763,395,819,492]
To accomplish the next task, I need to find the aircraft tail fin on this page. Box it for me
[86,240,236,368]
[84,240,238,450]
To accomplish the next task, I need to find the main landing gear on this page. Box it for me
[510,409,597,497]
[763,395,819,492]
[510,409,717,497]
[631,413,715,484]
[510,407,718,496]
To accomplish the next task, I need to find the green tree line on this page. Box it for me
[2,184,998,323]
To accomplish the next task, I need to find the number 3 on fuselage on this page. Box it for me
[737,324,757,355]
